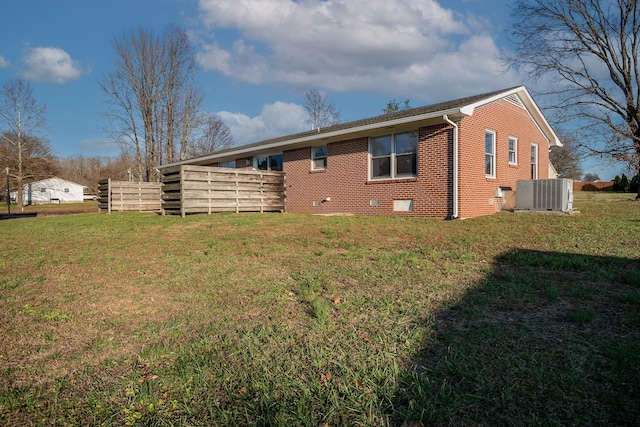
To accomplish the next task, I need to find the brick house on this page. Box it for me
[159,86,560,218]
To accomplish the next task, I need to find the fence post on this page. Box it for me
[260,173,264,214]
[235,171,240,214]
[108,178,112,214]
[180,165,186,218]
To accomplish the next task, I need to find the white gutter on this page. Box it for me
[443,115,459,219]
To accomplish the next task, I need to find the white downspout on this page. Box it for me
[443,115,458,219]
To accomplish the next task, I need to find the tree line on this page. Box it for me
[0,79,142,204]
[613,173,640,193]
[0,136,136,201]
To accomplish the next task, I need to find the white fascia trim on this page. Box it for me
[523,93,563,148]
[462,86,562,148]
[159,107,469,169]
[408,86,562,148]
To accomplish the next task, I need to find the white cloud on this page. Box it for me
[20,46,88,84]
[0,55,9,68]
[195,0,517,100]
[217,101,307,145]
[198,40,268,84]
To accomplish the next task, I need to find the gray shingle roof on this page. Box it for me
[162,86,525,166]
[219,87,521,154]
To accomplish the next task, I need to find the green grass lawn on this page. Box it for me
[1,192,639,426]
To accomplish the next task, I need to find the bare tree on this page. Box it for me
[549,131,584,179]
[188,113,234,157]
[100,70,146,182]
[100,26,205,181]
[508,0,640,197]
[178,86,203,161]
[0,79,49,206]
[0,131,57,202]
[161,26,200,164]
[54,154,134,194]
[302,89,341,130]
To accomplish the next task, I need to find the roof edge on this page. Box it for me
[159,86,561,169]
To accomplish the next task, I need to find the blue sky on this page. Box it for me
[0,0,620,179]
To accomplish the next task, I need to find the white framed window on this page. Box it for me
[311,146,327,170]
[369,131,418,179]
[485,130,496,178]
[255,154,283,171]
[508,136,518,165]
[530,143,538,179]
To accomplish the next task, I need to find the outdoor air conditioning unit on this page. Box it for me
[516,178,573,212]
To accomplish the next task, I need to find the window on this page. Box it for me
[256,154,283,171]
[485,130,496,178]
[312,146,327,170]
[395,132,418,176]
[219,160,236,168]
[530,144,538,179]
[508,136,518,165]
[371,135,391,178]
[370,131,418,179]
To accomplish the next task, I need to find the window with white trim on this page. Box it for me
[508,136,518,165]
[370,131,418,179]
[530,144,538,179]
[311,146,327,170]
[485,130,496,178]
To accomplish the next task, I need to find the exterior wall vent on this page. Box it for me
[516,179,573,212]
[504,94,525,109]
[393,200,413,212]
[370,199,380,207]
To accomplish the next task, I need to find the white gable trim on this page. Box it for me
[460,86,561,148]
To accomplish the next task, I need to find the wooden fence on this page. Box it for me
[98,179,163,213]
[573,181,614,192]
[161,165,286,217]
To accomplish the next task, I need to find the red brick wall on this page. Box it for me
[457,100,550,218]
[284,100,551,218]
[200,98,552,218]
[283,125,452,217]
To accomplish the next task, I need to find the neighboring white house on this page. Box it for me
[12,177,85,204]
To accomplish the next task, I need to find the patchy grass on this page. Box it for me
[0,192,639,425]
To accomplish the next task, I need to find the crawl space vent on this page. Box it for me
[393,200,413,212]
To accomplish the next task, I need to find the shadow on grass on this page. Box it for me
[0,213,38,220]
[394,249,640,425]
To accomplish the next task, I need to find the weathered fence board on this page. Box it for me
[161,165,286,217]
[98,179,162,213]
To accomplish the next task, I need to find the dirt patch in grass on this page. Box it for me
[1,202,100,218]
